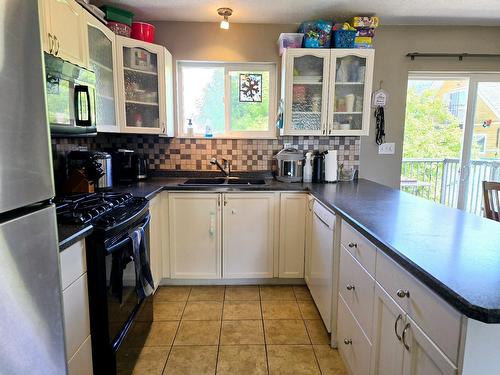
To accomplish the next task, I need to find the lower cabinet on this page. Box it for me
[168,193,222,279]
[304,195,314,286]
[223,193,276,278]
[149,193,163,289]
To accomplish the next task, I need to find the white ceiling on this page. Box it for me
[95,0,500,26]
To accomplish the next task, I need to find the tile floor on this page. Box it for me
[118,285,348,375]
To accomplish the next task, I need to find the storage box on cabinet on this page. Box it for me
[375,250,462,365]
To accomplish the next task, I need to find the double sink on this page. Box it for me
[182,177,267,186]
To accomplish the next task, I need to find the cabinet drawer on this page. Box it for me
[63,274,91,360]
[376,251,462,365]
[60,240,87,290]
[337,295,371,375]
[339,246,375,341]
[341,221,377,275]
[68,335,93,375]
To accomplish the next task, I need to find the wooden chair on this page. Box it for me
[483,181,500,221]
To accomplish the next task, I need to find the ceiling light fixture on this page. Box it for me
[218,7,232,30]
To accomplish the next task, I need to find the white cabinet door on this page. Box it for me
[223,193,275,278]
[86,14,119,133]
[116,36,169,135]
[149,194,163,289]
[279,193,306,278]
[403,316,458,375]
[43,0,88,68]
[371,283,405,375]
[281,49,330,136]
[309,201,335,332]
[169,193,221,279]
[67,335,93,375]
[327,49,374,136]
[304,195,314,286]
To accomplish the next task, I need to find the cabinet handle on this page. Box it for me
[396,289,410,299]
[308,198,314,211]
[346,284,355,291]
[402,323,411,351]
[328,128,332,135]
[348,242,357,248]
[223,197,228,206]
[394,314,403,341]
[209,211,216,237]
[343,338,352,345]
[48,33,53,54]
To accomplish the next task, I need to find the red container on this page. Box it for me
[131,22,155,43]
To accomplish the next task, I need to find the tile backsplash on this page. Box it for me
[52,134,360,172]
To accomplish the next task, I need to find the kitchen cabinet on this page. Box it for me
[223,193,276,278]
[39,0,88,68]
[168,193,221,279]
[280,48,374,136]
[149,193,163,289]
[86,13,120,133]
[279,193,307,278]
[116,36,174,136]
[304,195,314,286]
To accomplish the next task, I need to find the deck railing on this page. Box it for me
[401,158,500,215]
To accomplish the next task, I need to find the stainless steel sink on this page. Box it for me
[182,177,266,186]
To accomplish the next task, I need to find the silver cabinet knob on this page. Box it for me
[396,289,410,298]
[343,338,352,345]
[348,242,357,248]
[346,284,355,291]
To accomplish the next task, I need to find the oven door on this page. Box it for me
[104,213,152,352]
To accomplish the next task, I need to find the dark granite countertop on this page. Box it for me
[60,176,500,323]
[58,223,93,251]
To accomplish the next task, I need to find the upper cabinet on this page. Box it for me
[116,36,174,136]
[39,0,88,68]
[281,48,374,136]
[85,14,120,133]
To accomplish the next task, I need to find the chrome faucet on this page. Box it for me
[210,157,231,177]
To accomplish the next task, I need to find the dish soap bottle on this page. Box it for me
[303,152,313,183]
[187,119,194,137]
[204,123,213,138]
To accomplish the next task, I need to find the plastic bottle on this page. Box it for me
[187,118,194,137]
[204,123,213,138]
[303,152,313,183]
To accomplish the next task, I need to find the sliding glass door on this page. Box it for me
[401,73,500,216]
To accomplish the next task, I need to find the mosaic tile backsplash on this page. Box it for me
[52,134,360,172]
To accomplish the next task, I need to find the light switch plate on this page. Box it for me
[378,143,395,155]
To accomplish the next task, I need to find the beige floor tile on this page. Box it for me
[173,320,221,346]
[117,347,169,375]
[305,320,330,345]
[182,301,223,320]
[261,301,301,319]
[154,286,191,302]
[225,285,260,301]
[264,320,310,345]
[217,345,268,375]
[163,345,217,375]
[293,286,313,301]
[298,301,321,320]
[267,345,320,375]
[223,301,262,320]
[188,286,225,301]
[127,322,179,347]
[313,345,348,375]
[220,320,265,345]
[154,302,185,321]
[260,285,296,301]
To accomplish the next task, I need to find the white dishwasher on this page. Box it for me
[309,200,336,332]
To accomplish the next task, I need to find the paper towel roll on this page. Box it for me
[324,150,338,182]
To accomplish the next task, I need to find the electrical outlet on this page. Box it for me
[378,142,395,155]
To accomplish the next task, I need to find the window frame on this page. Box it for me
[177,61,277,139]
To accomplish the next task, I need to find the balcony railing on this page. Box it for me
[401,158,500,215]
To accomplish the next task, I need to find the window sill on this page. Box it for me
[176,135,278,140]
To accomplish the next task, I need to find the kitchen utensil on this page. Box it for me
[274,147,304,183]
[324,150,338,183]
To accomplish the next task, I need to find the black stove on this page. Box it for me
[55,192,147,230]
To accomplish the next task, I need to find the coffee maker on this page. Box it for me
[113,149,149,183]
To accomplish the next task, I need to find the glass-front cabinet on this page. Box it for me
[281,49,374,136]
[86,14,119,132]
[116,36,174,135]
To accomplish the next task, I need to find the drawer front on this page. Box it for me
[60,240,87,290]
[376,251,461,365]
[68,335,93,375]
[337,295,372,375]
[339,245,375,341]
[63,274,91,360]
[341,221,377,275]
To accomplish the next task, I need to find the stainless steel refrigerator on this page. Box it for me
[0,0,67,374]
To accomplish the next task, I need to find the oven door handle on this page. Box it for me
[105,214,151,254]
